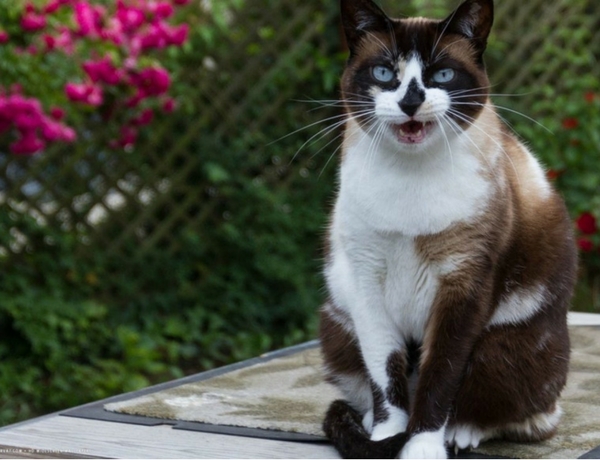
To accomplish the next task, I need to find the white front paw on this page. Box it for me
[370,407,409,441]
[400,431,447,459]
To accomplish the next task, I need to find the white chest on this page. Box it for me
[326,130,492,341]
[326,221,440,343]
[338,133,491,236]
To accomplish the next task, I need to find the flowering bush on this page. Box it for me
[0,0,189,155]
[543,92,600,271]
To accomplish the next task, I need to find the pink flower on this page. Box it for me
[60,126,77,141]
[0,89,75,154]
[74,1,104,37]
[65,82,89,101]
[100,18,125,45]
[54,27,75,53]
[132,67,171,97]
[21,12,47,32]
[131,108,154,126]
[65,82,103,106]
[140,22,188,49]
[0,31,9,44]
[43,0,62,14]
[7,94,43,117]
[50,107,65,120]
[116,1,146,32]
[113,125,137,148]
[172,0,190,5]
[14,112,43,131]
[40,119,76,142]
[82,57,122,85]
[10,132,45,155]
[43,34,56,50]
[41,120,64,141]
[140,23,168,49]
[168,24,188,46]
[162,97,176,113]
[151,2,174,19]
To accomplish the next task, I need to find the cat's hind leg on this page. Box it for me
[446,404,562,450]
[447,313,569,450]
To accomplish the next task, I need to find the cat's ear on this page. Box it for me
[439,0,493,55]
[340,0,392,56]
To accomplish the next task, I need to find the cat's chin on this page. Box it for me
[393,120,435,145]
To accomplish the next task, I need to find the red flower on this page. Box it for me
[577,212,597,235]
[561,118,578,130]
[0,31,9,44]
[577,237,594,253]
[585,92,595,103]
[546,169,562,180]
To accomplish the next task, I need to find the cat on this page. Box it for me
[319,0,578,458]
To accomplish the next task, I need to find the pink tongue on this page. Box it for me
[397,121,426,143]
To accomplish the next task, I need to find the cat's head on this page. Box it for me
[340,0,493,152]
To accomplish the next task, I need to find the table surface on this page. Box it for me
[1,311,599,459]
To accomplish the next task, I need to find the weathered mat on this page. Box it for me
[105,326,600,458]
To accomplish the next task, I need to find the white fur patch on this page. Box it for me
[503,404,562,438]
[445,405,562,449]
[363,409,374,433]
[327,373,373,416]
[523,146,552,201]
[400,425,447,459]
[488,284,547,327]
[445,423,487,449]
[338,126,491,236]
[371,406,409,441]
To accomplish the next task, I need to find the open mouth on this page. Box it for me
[394,120,434,144]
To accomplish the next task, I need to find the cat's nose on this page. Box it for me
[399,78,425,117]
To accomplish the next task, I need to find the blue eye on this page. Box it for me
[432,68,455,83]
[372,65,395,83]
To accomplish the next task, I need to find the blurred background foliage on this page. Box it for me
[1,0,599,426]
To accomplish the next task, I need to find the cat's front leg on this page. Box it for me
[400,276,492,459]
[349,294,411,441]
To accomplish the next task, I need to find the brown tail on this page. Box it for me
[322,400,408,459]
